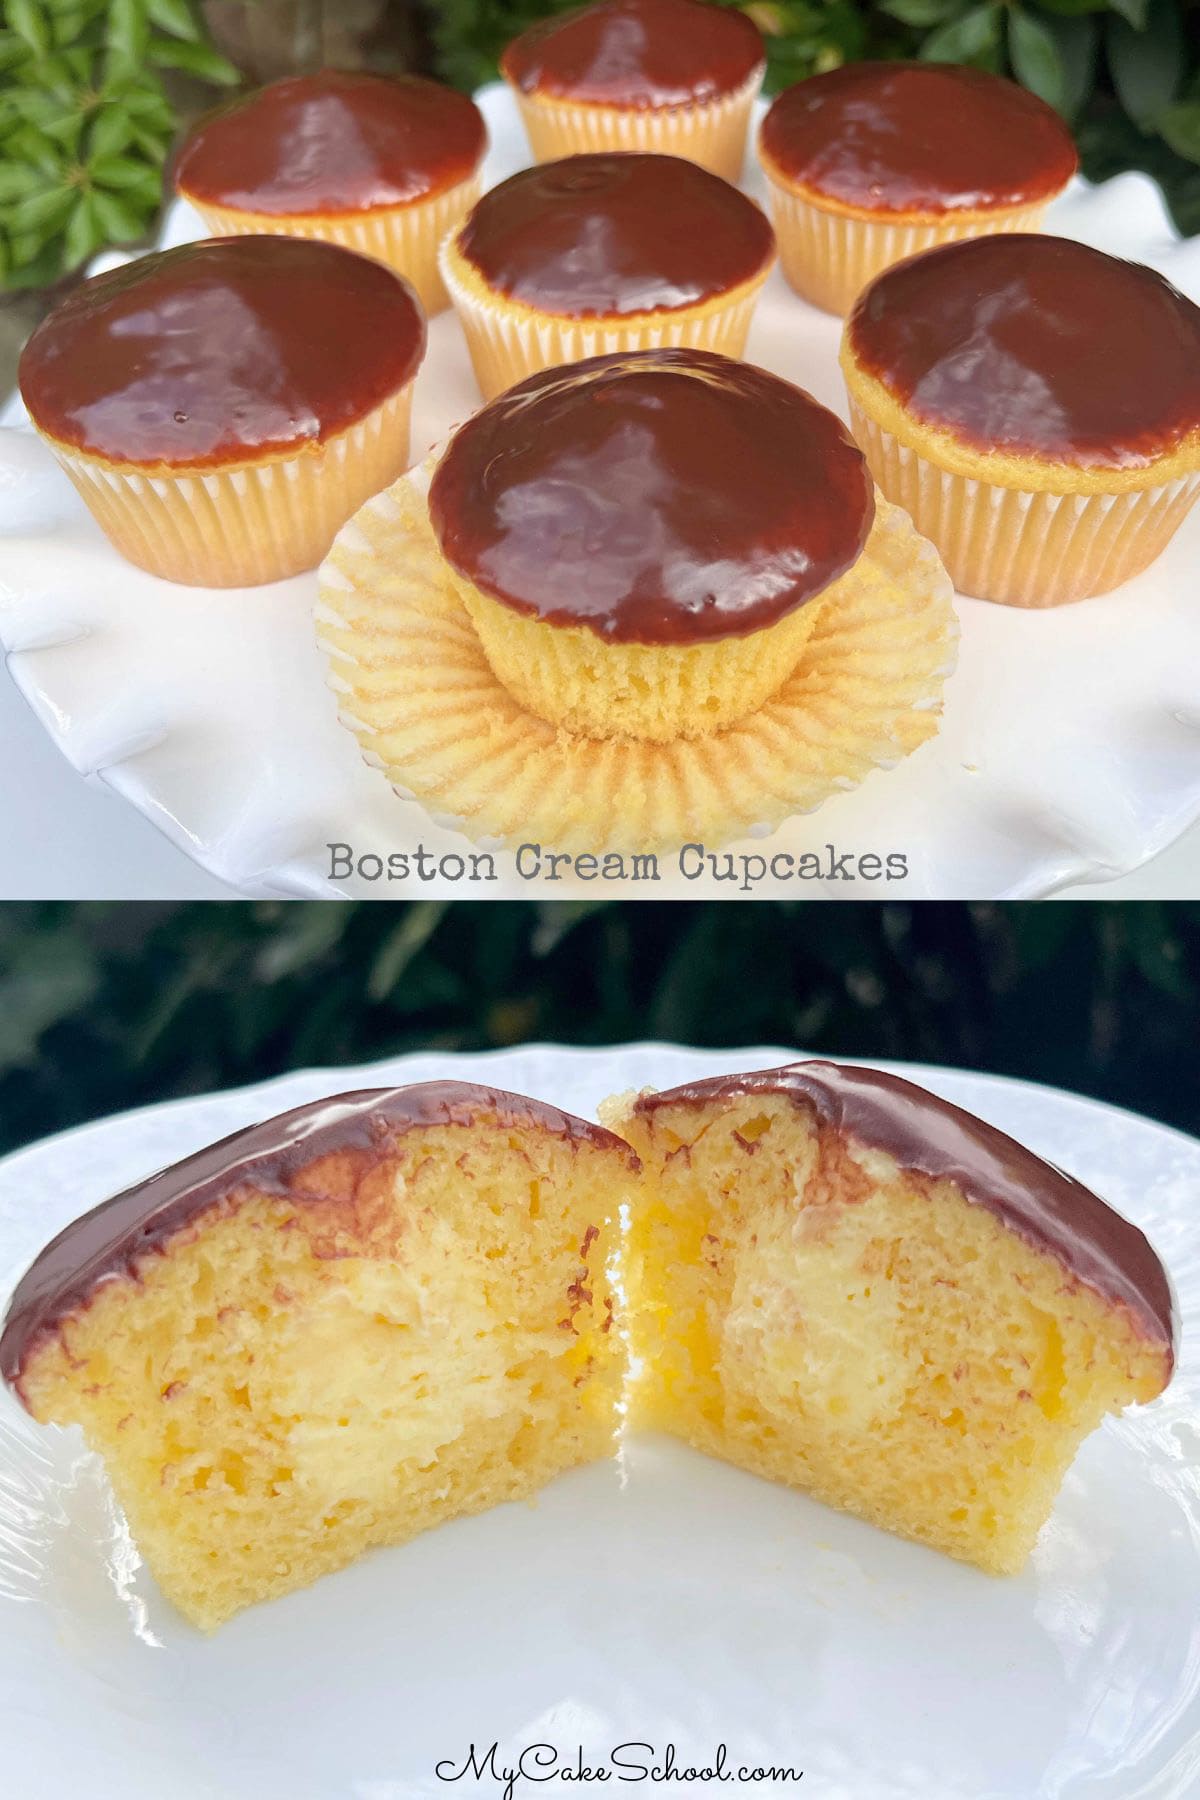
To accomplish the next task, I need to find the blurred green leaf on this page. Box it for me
[1009,7,1065,109]
[920,2,1002,61]
[1158,99,1200,161]
[1107,0,1182,128]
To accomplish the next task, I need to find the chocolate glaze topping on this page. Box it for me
[760,62,1076,214]
[847,235,1200,468]
[428,349,874,645]
[0,1083,632,1393]
[18,237,425,468]
[501,0,763,107]
[637,1061,1177,1362]
[174,72,486,215]
[456,154,774,317]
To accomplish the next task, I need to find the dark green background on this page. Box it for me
[1,901,1198,1157]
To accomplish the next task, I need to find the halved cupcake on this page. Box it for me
[1,1083,634,1630]
[18,236,426,587]
[759,62,1077,316]
[606,1061,1176,1575]
[173,71,486,314]
[501,0,764,183]
[841,234,1200,605]
[440,152,775,399]
[426,347,878,741]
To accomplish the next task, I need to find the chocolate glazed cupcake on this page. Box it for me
[426,347,875,742]
[440,153,776,399]
[19,237,426,587]
[500,0,765,183]
[759,61,1077,315]
[841,234,1200,605]
[174,71,487,314]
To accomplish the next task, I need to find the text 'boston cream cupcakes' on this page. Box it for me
[426,348,875,742]
[19,237,425,587]
[841,234,1200,606]
[759,61,1077,316]
[500,0,764,182]
[440,152,776,399]
[173,71,486,314]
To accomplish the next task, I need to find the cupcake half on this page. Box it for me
[759,61,1077,316]
[840,234,1200,606]
[440,152,775,399]
[500,0,765,183]
[173,71,486,314]
[426,347,876,742]
[19,237,426,587]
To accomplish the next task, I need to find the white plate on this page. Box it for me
[2,89,1199,900]
[1,1044,1198,1799]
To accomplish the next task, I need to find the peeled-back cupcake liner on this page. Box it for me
[508,65,764,184]
[439,243,770,400]
[315,459,958,853]
[45,385,415,588]
[846,399,1200,607]
[762,176,1052,317]
[187,173,484,316]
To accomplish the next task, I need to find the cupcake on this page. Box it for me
[173,71,486,314]
[18,236,425,587]
[840,234,1200,606]
[606,1061,1175,1575]
[758,61,1078,316]
[426,347,875,742]
[1,1083,634,1630]
[500,0,764,183]
[440,152,776,399]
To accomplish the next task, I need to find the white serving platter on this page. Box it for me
[0,1044,1197,1798]
[2,87,1199,898]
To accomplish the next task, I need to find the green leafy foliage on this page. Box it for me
[0,0,239,290]
[1,903,1199,1157]
[424,0,1200,234]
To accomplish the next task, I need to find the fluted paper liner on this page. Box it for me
[847,400,1200,606]
[187,172,484,315]
[508,67,763,184]
[440,243,770,401]
[762,175,1052,317]
[46,385,415,588]
[315,465,958,852]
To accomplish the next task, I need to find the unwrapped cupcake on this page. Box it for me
[426,349,875,740]
[440,152,775,399]
[840,234,1200,606]
[19,237,426,586]
[758,61,1077,316]
[500,0,764,182]
[173,71,486,314]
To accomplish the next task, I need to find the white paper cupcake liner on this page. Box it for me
[187,173,484,315]
[508,66,764,184]
[762,176,1052,316]
[46,385,414,588]
[439,244,770,399]
[847,400,1200,606]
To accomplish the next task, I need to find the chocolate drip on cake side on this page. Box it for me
[636,1061,1177,1361]
[0,1083,630,1391]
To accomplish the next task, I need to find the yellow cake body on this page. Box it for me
[607,1086,1169,1575]
[760,152,1054,318]
[38,385,415,588]
[440,233,773,402]
[447,561,827,743]
[181,174,482,316]
[841,344,1200,606]
[17,1112,628,1629]
[508,67,763,184]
